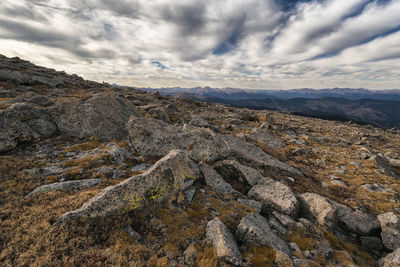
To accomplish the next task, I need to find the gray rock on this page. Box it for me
[378,212,400,251]
[214,160,265,186]
[112,169,124,179]
[199,163,239,195]
[189,118,210,128]
[378,248,400,267]
[298,193,337,228]
[336,204,380,236]
[373,155,398,179]
[131,163,152,172]
[97,166,113,175]
[248,180,299,217]
[270,217,287,234]
[314,240,333,259]
[236,213,292,256]
[124,225,142,243]
[127,116,302,177]
[246,128,286,149]
[273,211,297,228]
[360,183,397,194]
[360,236,383,251]
[27,179,102,196]
[0,102,58,152]
[55,150,200,224]
[183,187,196,203]
[237,198,262,213]
[147,106,170,123]
[108,146,130,165]
[51,93,141,141]
[206,217,242,265]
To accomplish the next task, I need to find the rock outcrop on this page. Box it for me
[199,163,239,195]
[55,150,200,224]
[379,248,400,267]
[0,102,58,152]
[51,93,142,140]
[127,116,302,176]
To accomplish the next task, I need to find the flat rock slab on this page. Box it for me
[206,217,242,266]
[27,179,102,197]
[237,198,262,213]
[248,179,299,217]
[55,150,200,224]
[236,213,292,256]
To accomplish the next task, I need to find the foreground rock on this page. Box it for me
[298,193,337,228]
[206,217,242,266]
[55,150,200,224]
[127,116,302,176]
[27,179,102,197]
[248,179,299,217]
[51,93,142,140]
[378,212,400,251]
[379,248,400,267]
[236,213,292,256]
[0,103,58,152]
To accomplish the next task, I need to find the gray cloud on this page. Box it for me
[0,0,399,89]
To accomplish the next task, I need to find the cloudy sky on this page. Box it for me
[0,0,399,89]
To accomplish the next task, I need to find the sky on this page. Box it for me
[0,0,399,90]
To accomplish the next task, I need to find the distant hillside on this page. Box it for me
[142,87,400,129]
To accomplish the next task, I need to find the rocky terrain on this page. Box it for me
[1,54,400,266]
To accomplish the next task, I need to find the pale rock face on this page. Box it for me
[379,248,400,267]
[27,179,102,197]
[50,93,142,140]
[298,193,337,228]
[236,213,292,256]
[55,150,200,224]
[199,163,239,195]
[378,212,400,251]
[248,179,299,217]
[206,217,242,266]
[0,102,58,152]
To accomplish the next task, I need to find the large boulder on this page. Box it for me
[378,212,400,251]
[0,102,58,152]
[27,179,102,197]
[199,163,239,195]
[336,204,380,236]
[236,213,292,256]
[206,217,242,266]
[55,150,200,224]
[127,117,302,177]
[298,193,337,228]
[51,93,141,140]
[248,179,299,217]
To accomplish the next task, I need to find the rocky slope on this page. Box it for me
[1,54,400,266]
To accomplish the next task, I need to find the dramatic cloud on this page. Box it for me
[0,0,399,89]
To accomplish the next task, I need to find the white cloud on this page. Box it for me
[0,0,399,89]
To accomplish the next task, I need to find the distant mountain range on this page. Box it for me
[139,87,400,129]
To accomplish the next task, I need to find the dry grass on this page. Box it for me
[64,140,102,152]
[242,245,276,267]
